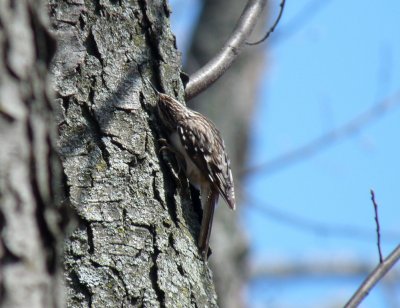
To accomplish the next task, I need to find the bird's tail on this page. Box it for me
[198,188,219,261]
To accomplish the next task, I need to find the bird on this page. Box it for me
[145,76,235,260]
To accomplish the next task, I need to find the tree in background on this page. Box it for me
[0,0,64,306]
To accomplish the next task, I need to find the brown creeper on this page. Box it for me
[148,79,235,260]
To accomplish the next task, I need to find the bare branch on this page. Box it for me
[249,258,400,280]
[241,90,400,176]
[185,0,267,100]
[344,245,400,308]
[247,0,286,45]
[370,189,383,263]
[246,197,400,241]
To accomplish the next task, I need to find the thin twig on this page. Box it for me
[185,0,267,100]
[247,0,286,45]
[241,91,400,176]
[269,0,333,47]
[344,245,400,308]
[371,189,383,263]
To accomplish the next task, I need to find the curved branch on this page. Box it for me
[185,0,267,101]
[344,245,400,308]
[247,0,286,45]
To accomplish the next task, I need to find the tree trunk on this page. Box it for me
[0,0,64,307]
[185,1,268,307]
[50,0,217,307]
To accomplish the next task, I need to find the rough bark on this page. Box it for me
[185,0,268,307]
[50,0,217,307]
[0,0,64,307]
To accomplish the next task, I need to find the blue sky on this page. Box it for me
[170,0,400,307]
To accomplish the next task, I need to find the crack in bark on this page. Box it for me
[177,263,185,276]
[84,29,103,66]
[149,227,166,307]
[88,81,95,106]
[168,233,180,255]
[191,293,199,308]
[58,94,70,115]
[122,207,127,227]
[61,167,71,200]
[93,0,104,16]
[138,0,164,70]
[109,0,122,6]
[68,270,93,308]
[78,14,86,30]
[151,171,165,209]
[86,221,95,254]
[80,103,111,167]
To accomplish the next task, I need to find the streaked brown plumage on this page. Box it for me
[153,85,235,260]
